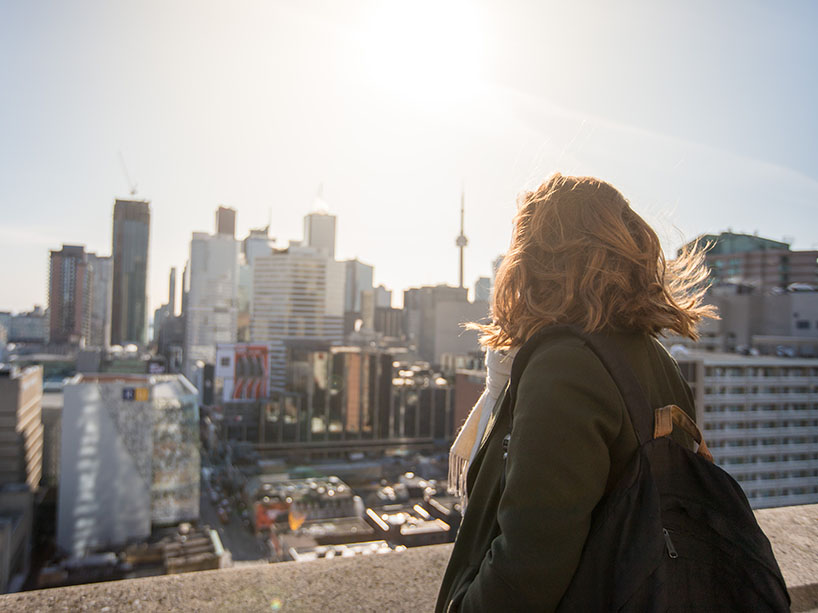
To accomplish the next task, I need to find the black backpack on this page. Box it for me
[504,325,791,612]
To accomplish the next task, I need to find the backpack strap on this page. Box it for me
[507,324,653,447]
[654,404,713,462]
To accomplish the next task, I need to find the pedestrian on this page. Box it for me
[436,173,717,612]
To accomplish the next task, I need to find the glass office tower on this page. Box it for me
[111,199,151,346]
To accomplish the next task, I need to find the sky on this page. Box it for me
[1,0,817,314]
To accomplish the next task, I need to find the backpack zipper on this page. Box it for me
[662,528,678,559]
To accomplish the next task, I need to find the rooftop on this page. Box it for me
[3,504,817,612]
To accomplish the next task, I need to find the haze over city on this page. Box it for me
[2,0,818,605]
[2,0,817,315]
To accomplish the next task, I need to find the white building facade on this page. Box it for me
[676,351,818,509]
[57,374,200,558]
[303,211,336,258]
[183,230,239,380]
[250,245,344,389]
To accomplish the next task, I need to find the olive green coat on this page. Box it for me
[436,331,696,612]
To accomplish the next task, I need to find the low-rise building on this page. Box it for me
[38,523,225,589]
[6,307,48,345]
[364,504,451,548]
[217,346,456,458]
[246,475,359,532]
[288,540,397,562]
[58,374,200,557]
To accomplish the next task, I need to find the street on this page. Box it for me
[199,478,268,563]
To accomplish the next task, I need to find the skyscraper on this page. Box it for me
[152,267,177,346]
[111,199,150,346]
[87,253,112,348]
[343,259,374,314]
[48,245,91,345]
[238,227,276,342]
[251,245,344,389]
[215,206,236,238]
[183,216,239,380]
[168,267,177,316]
[242,226,275,265]
[304,211,337,258]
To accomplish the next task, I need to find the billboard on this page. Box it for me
[233,345,269,400]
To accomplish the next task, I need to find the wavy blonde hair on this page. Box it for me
[476,173,717,350]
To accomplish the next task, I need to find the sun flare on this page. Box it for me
[359,1,486,109]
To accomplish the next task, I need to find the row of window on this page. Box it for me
[746,486,818,498]
[705,403,815,411]
[704,367,818,377]
[718,452,818,464]
[704,419,818,430]
[704,386,817,394]
[732,470,818,481]
[709,436,818,448]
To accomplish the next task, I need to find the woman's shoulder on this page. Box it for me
[519,331,620,396]
[523,330,615,373]
[526,329,591,360]
[514,330,627,444]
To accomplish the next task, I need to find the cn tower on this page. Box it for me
[455,188,468,288]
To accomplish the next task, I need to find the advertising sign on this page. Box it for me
[232,345,269,400]
[122,387,149,401]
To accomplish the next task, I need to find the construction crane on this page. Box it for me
[118,151,138,196]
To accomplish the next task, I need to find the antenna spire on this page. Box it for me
[455,184,468,289]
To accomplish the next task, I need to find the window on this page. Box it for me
[796,320,810,330]
[221,357,231,367]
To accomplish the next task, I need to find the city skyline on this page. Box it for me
[3,1,818,315]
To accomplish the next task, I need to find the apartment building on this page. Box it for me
[676,350,818,509]
[250,245,344,390]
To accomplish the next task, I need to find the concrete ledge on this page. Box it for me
[756,504,818,612]
[3,505,817,612]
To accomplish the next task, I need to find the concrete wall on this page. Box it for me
[4,504,818,612]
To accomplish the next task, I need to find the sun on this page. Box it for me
[359,1,487,110]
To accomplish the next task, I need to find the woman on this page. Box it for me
[436,173,715,612]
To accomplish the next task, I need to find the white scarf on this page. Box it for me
[448,347,517,506]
